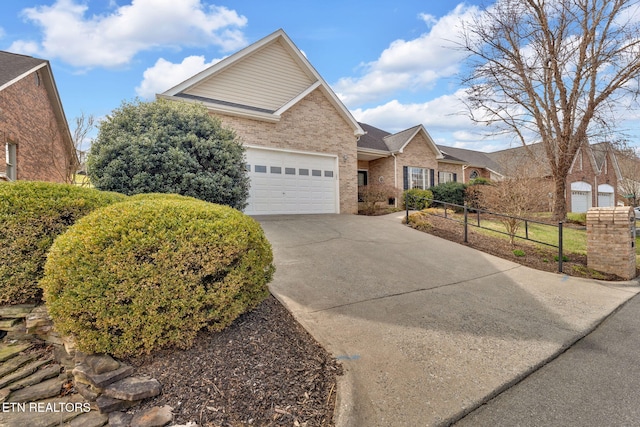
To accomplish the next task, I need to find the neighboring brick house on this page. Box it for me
[357,122,443,201]
[0,51,76,182]
[160,29,364,214]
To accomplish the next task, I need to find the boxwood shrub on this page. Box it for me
[0,181,126,305]
[402,188,433,210]
[40,196,275,357]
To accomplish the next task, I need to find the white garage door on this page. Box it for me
[571,181,592,213]
[244,147,338,215]
[597,184,615,207]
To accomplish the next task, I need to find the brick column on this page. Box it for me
[586,207,637,280]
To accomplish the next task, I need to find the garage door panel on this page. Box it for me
[245,148,337,215]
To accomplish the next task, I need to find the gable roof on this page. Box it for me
[0,51,47,91]
[357,122,443,159]
[0,51,76,169]
[438,145,503,171]
[160,29,363,136]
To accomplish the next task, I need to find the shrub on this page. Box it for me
[430,182,467,207]
[0,181,126,305]
[403,188,433,210]
[87,98,250,210]
[40,196,275,357]
[513,249,526,257]
[358,184,398,215]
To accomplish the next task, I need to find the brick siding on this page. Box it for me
[0,70,72,182]
[210,88,359,214]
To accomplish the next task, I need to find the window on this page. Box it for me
[270,166,282,174]
[409,167,428,189]
[312,169,322,177]
[5,143,16,181]
[324,170,334,178]
[299,168,309,176]
[255,165,267,173]
[285,167,296,175]
[438,171,455,184]
[469,170,479,180]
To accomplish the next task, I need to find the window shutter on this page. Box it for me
[403,166,409,190]
[429,169,435,188]
[453,173,457,182]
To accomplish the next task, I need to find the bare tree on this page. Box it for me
[71,112,96,186]
[461,0,640,220]
[615,141,640,206]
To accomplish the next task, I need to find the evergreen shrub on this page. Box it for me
[0,181,126,305]
[40,196,274,357]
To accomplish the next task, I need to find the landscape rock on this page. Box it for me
[0,342,31,363]
[0,358,53,389]
[109,411,134,427]
[73,362,134,388]
[131,405,173,427]
[63,409,109,427]
[75,382,100,401]
[103,376,161,401]
[0,394,86,427]
[0,318,20,330]
[7,374,66,403]
[0,304,35,318]
[25,306,53,333]
[96,394,140,413]
[86,353,120,374]
[0,353,36,377]
[6,363,61,392]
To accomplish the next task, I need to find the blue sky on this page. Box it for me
[2,0,637,152]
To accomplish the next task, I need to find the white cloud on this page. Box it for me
[335,4,479,107]
[351,90,518,151]
[9,0,247,68]
[136,55,222,99]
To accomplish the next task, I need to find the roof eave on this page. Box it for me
[157,94,281,123]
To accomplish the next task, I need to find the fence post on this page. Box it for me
[464,204,468,243]
[525,220,529,240]
[558,221,563,273]
[406,195,410,224]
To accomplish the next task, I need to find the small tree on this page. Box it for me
[87,99,249,210]
[475,177,550,244]
[358,184,398,215]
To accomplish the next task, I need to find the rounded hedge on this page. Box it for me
[0,181,127,305]
[40,196,274,357]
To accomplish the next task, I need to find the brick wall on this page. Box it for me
[368,133,440,191]
[211,88,359,214]
[0,70,71,182]
[586,207,636,280]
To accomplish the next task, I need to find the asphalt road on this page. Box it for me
[455,292,640,427]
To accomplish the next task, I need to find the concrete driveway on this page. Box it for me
[256,213,640,427]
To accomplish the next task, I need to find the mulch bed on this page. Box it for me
[124,295,341,427]
[407,211,635,281]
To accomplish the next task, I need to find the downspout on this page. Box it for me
[392,153,398,207]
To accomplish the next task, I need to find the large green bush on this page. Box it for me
[430,182,468,207]
[0,181,126,305]
[402,188,433,210]
[87,98,250,210]
[40,196,274,357]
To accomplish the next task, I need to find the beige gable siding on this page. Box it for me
[185,40,315,111]
[211,88,358,214]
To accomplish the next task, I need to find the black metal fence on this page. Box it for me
[405,195,565,272]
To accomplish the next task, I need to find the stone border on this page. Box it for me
[0,304,196,427]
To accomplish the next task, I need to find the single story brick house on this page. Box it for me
[0,51,77,183]
[160,29,364,215]
[161,29,621,215]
